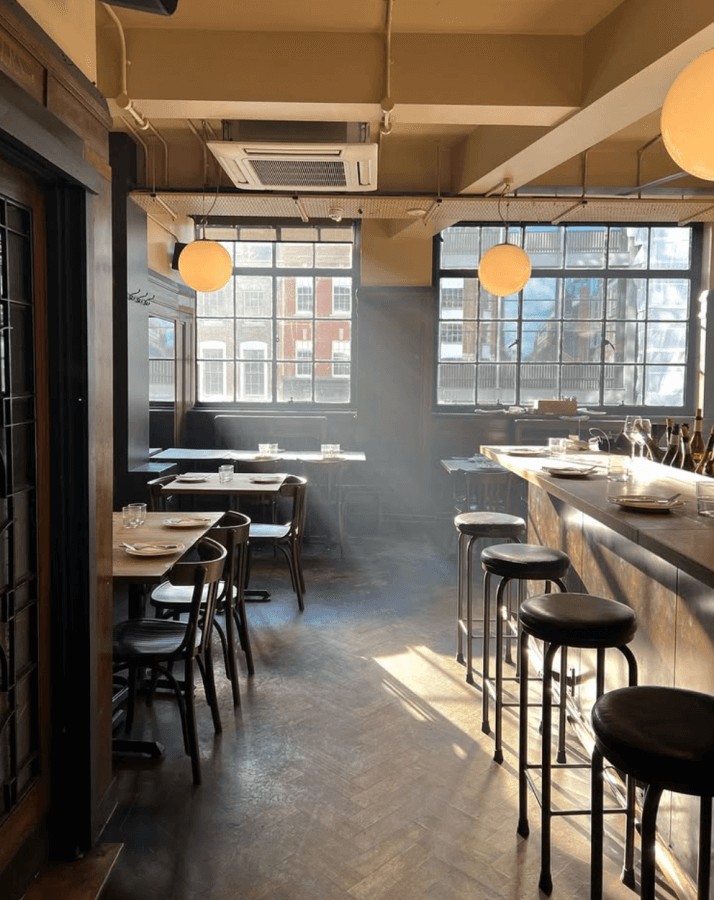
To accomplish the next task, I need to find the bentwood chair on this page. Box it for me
[247,475,308,611]
[112,537,227,784]
[150,511,253,706]
[147,474,178,512]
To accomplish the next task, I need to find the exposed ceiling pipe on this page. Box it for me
[187,119,209,184]
[145,121,169,187]
[101,3,152,131]
[123,117,149,184]
[380,0,395,137]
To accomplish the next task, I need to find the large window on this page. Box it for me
[435,224,701,410]
[196,224,357,404]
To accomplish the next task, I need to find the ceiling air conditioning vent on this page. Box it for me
[207,122,378,192]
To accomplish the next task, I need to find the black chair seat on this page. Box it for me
[481,542,570,580]
[520,593,637,648]
[592,686,714,796]
[113,618,200,660]
[454,511,526,538]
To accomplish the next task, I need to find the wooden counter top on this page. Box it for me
[481,446,714,590]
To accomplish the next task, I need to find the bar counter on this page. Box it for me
[481,445,714,891]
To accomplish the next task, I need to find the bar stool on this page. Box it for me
[480,542,570,764]
[454,512,526,683]
[518,592,638,895]
[591,685,714,900]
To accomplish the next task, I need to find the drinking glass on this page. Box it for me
[607,456,629,483]
[548,437,567,458]
[123,502,146,528]
[623,416,640,458]
[258,443,279,456]
[696,481,714,517]
[218,464,234,483]
[321,444,340,458]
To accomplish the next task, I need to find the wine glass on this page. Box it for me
[638,419,652,457]
[623,416,640,458]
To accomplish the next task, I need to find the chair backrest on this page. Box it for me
[208,511,251,611]
[278,475,308,543]
[167,537,227,657]
[147,474,177,511]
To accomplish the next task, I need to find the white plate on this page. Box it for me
[608,497,685,512]
[542,465,595,478]
[162,517,211,528]
[175,475,208,483]
[249,475,283,484]
[253,454,279,460]
[123,542,185,557]
[506,447,546,456]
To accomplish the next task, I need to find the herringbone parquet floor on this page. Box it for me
[102,526,673,900]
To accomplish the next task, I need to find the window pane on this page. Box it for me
[197,319,234,358]
[523,278,560,319]
[608,227,648,269]
[315,366,351,403]
[477,365,515,405]
[276,243,313,268]
[439,322,475,362]
[645,366,685,405]
[234,242,272,267]
[236,320,272,358]
[277,276,313,317]
[197,280,233,317]
[650,228,691,269]
[607,278,646,319]
[236,276,272,317]
[198,360,234,403]
[606,321,644,363]
[521,322,561,362]
[646,322,686,364]
[316,276,352,316]
[565,227,606,268]
[647,279,689,320]
[315,243,352,268]
[525,226,564,268]
[237,359,271,402]
[478,321,518,362]
[437,364,475,404]
[602,365,643,406]
[520,364,560,403]
[149,317,175,402]
[315,320,350,359]
[564,278,603,318]
[278,319,313,359]
[561,365,600,403]
[277,362,311,402]
[441,227,480,268]
[562,319,601,362]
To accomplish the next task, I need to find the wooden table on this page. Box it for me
[112,510,224,757]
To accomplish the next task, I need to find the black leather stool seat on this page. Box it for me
[454,511,526,539]
[481,542,570,580]
[593,686,714,797]
[520,593,637,648]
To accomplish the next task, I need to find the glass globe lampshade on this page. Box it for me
[178,239,232,292]
[478,243,531,296]
[662,49,714,180]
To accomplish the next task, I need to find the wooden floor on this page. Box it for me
[101,525,671,900]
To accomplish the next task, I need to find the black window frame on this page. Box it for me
[432,221,702,414]
[194,219,360,410]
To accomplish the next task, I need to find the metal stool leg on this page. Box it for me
[481,569,492,731]
[494,576,511,763]
[539,642,558,895]
[456,531,466,664]
[590,745,605,900]
[517,626,530,838]
[640,783,664,900]
[698,796,712,900]
[466,535,477,687]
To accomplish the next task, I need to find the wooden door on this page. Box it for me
[0,158,51,881]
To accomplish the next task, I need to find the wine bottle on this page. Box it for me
[634,420,664,462]
[696,425,714,475]
[662,423,681,466]
[680,430,696,471]
[690,408,706,467]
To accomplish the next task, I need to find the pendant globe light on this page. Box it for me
[178,225,232,293]
[478,193,531,297]
[661,49,714,180]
